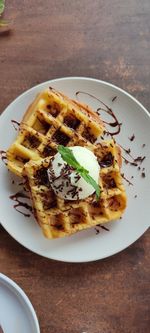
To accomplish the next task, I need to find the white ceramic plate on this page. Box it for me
[0,77,149,262]
[0,273,40,333]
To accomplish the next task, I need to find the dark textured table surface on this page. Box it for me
[0,1,149,332]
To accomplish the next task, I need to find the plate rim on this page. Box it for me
[0,76,150,263]
[0,273,40,332]
[0,76,150,120]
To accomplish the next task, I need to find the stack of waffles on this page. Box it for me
[6,88,127,238]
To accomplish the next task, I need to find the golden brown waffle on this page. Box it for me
[24,139,127,239]
[6,88,105,177]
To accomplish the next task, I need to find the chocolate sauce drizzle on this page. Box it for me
[0,150,7,165]
[75,91,146,189]
[76,91,122,135]
[9,191,32,217]
[11,119,20,131]
[1,90,146,222]
[97,107,122,135]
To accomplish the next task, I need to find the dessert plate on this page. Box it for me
[0,77,149,262]
[0,273,40,333]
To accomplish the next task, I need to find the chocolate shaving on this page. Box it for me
[129,134,135,141]
[95,224,110,234]
[35,168,50,187]
[134,156,145,163]
[141,172,145,178]
[112,96,117,102]
[99,225,109,231]
[82,126,96,143]
[121,173,133,186]
[125,148,131,154]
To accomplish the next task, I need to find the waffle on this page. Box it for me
[24,139,127,239]
[6,88,105,177]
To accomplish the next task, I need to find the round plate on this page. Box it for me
[0,77,149,262]
[0,273,40,333]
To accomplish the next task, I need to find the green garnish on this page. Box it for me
[0,0,5,15]
[0,0,9,27]
[57,145,101,200]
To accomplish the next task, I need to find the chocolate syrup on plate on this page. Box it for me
[0,150,7,165]
[11,119,20,131]
[9,191,32,217]
[76,91,122,136]
[75,91,147,189]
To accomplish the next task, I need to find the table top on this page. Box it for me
[0,1,149,332]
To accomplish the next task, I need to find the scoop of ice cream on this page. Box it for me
[47,146,100,200]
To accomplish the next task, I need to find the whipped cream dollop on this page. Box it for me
[47,146,100,200]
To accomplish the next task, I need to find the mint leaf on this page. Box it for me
[57,145,101,200]
[57,145,80,169]
[0,0,5,16]
[79,170,100,200]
